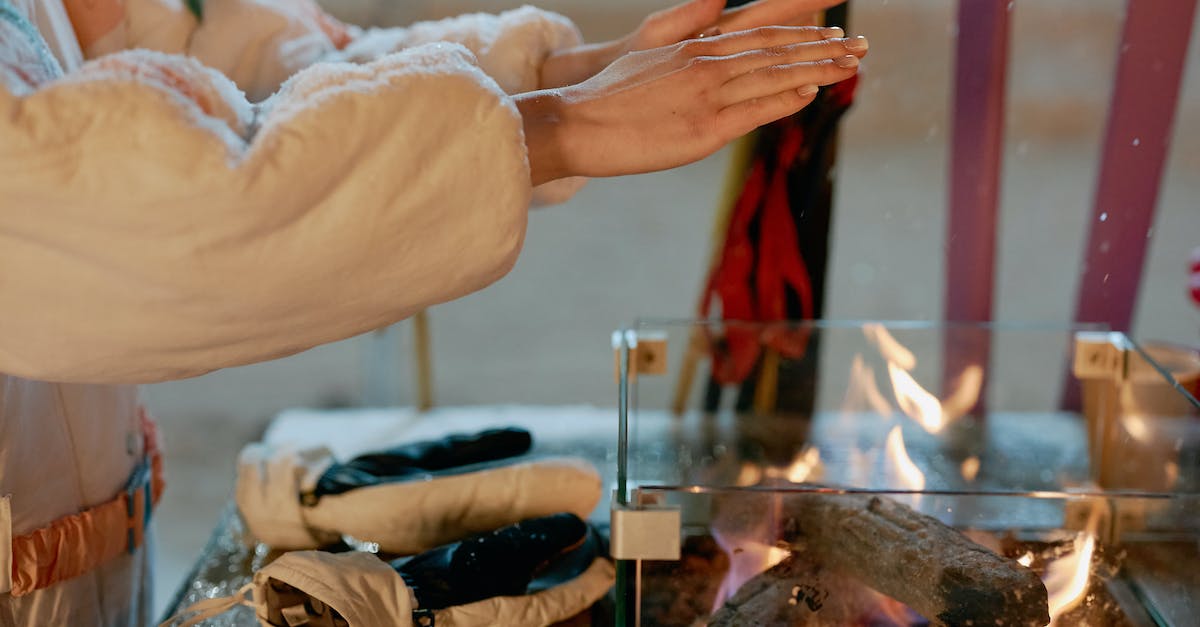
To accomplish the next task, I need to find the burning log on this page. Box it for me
[710,554,894,626]
[717,491,1050,626]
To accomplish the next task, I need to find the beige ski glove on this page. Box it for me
[165,514,614,627]
[236,428,603,554]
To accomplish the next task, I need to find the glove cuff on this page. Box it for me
[236,443,340,549]
[252,551,414,626]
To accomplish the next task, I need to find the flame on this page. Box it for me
[1166,461,1179,487]
[942,364,984,419]
[786,447,823,483]
[1017,551,1035,567]
[1122,414,1151,443]
[887,363,947,433]
[1045,508,1101,623]
[762,447,824,484]
[960,456,981,482]
[841,355,896,417]
[710,530,791,613]
[864,324,983,433]
[735,463,763,487]
[864,323,917,370]
[884,426,926,491]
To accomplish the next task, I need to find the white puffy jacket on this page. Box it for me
[0,0,581,623]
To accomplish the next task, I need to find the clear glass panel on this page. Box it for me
[614,320,1200,625]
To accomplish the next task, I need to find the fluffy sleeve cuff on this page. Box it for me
[334,6,583,95]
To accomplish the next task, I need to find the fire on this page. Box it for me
[941,364,984,419]
[1017,551,1034,567]
[864,323,916,370]
[841,355,895,417]
[887,364,947,433]
[1044,507,1101,623]
[777,442,825,480]
[863,325,984,434]
[1122,414,1151,443]
[710,530,791,613]
[735,463,763,487]
[960,456,981,482]
[884,426,926,491]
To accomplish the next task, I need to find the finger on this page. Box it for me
[719,55,858,106]
[719,0,848,33]
[642,0,726,47]
[690,24,841,56]
[718,36,868,77]
[717,84,821,138]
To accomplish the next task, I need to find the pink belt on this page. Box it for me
[9,407,165,597]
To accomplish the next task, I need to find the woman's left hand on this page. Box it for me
[540,0,848,88]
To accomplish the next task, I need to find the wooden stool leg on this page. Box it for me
[413,309,434,411]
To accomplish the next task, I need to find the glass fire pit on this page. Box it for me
[608,320,1200,626]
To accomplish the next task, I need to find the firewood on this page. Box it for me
[710,490,1051,619]
[709,555,884,626]
[772,492,1050,626]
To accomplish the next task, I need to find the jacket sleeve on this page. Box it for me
[0,45,531,384]
[122,0,581,101]
[330,6,582,96]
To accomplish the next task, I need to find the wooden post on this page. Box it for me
[413,309,433,411]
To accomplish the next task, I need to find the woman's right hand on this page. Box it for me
[516,26,867,185]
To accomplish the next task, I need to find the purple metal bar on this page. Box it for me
[1072,0,1197,332]
[944,0,1011,412]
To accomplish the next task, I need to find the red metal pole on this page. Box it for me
[945,0,1012,412]
[1062,0,1195,410]
[1072,0,1197,333]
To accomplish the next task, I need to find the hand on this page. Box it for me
[540,0,849,88]
[518,26,867,183]
[235,428,602,554]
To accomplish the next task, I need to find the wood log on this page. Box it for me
[709,555,888,626]
[774,492,1049,626]
[709,491,1049,626]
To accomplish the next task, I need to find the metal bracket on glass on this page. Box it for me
[612,330,668,383]
[610,496,681,561]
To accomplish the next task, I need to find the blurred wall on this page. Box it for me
[146,0,1200,417]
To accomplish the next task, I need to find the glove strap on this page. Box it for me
[413,608,436,626]
[160,582,254,627]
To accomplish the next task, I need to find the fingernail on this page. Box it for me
[834,55,859,68]
[798,84,818,97]
[698,27,721,38]
[844,36,869,52]
[822,26,844,38]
